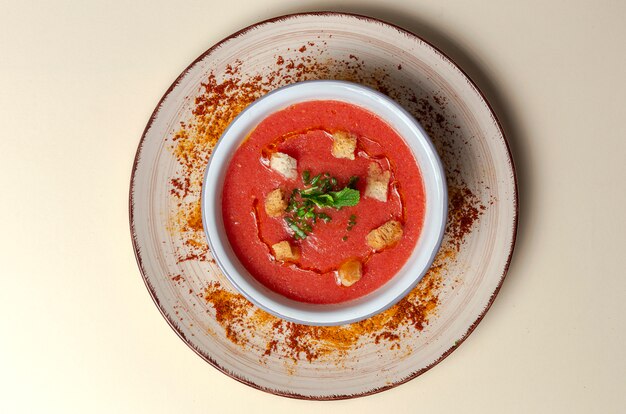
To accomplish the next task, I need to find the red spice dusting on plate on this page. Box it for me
[169,177,190,198]
[204,244,457,362]
[167,46,486,363]
[447,186,482,251]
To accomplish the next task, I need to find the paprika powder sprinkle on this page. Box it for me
[167,43,486,363]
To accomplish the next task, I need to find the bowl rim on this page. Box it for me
[201,79,447,326]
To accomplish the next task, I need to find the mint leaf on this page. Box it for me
[283,172,361,240]
[303,192,334,208]
[301,187,359,209]
[329,188,360,208]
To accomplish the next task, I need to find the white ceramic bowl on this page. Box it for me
[202,80,447,326]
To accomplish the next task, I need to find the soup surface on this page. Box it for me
[222,100,425,304]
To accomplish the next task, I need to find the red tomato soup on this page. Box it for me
[222,100,426,304]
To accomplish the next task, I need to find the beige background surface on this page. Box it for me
[1,0,624,412]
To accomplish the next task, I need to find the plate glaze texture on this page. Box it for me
[130,12,517,399]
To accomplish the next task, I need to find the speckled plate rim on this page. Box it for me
[129,11,519,400]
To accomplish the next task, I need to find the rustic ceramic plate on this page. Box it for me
[130,12,517,399]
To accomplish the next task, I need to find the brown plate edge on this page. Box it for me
[128,11,519,401]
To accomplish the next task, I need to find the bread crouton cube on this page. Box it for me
[271,241,299,262]
[269,152,297,180]
[264,188,287,217]
[364,163,391,202]
[366,220,403,251]
[331,131,357,160]
[337,259,362,287]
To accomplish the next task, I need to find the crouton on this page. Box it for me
[364,162,391,202]
[271,241,300,262]
[331,131,357,160]
[269,152,297,180]
[264,188,287,217]
[337,259,362,287]
[366,220,403,251]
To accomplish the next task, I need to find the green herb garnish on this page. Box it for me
[309,173,322,186]
[347,214,357,231]
[347,176,359,189]
[285,217,308,240]
[317,213,332,223]
[330,188,360,208]
[303,188,360,208]
[282,172,361,240]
